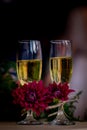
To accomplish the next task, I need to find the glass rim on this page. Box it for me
[50,40,72,44]
[18,40,40,44]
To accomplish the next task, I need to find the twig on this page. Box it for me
[46,99,77,110]
[48,112,58,117]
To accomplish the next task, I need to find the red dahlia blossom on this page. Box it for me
[12,80,52,116]
[48,82,75,101]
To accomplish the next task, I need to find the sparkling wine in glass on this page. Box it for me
[16,40,42,85]
[49,40,74,125]
[50,40,72,83]
[16,40,42,125]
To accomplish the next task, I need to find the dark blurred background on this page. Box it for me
[0,0,87,121]
[0,0,87,61]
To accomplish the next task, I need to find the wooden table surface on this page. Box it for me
[0,121,87,130]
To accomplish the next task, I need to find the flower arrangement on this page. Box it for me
[12,80,52,116]
[12,80,75,119]
[46,82,75,122]
[48,82,75,103]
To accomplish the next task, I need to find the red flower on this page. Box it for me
[48,82,75,101]
[12,80,75,116]
[12,80,52,116]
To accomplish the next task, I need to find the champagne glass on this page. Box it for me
[16,40,42,85]
[50,40,72,83]
[49,40,74,125]
[16,40,42,125]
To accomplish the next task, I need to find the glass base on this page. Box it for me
[49,118,75,125]
[49,105,75,125]
[17,110,42,125]
[17,118,42,125]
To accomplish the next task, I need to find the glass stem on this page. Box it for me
[55,104,75,125]
[56,104,65,120]
[26,110,35,121]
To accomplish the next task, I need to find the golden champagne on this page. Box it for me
[16,59,42,85]
[50,57,72,83]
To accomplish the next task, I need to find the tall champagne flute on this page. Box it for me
[16,40,42,85]
[16,40,42,125]
[49,40,74,125]
[50,40,72,83]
